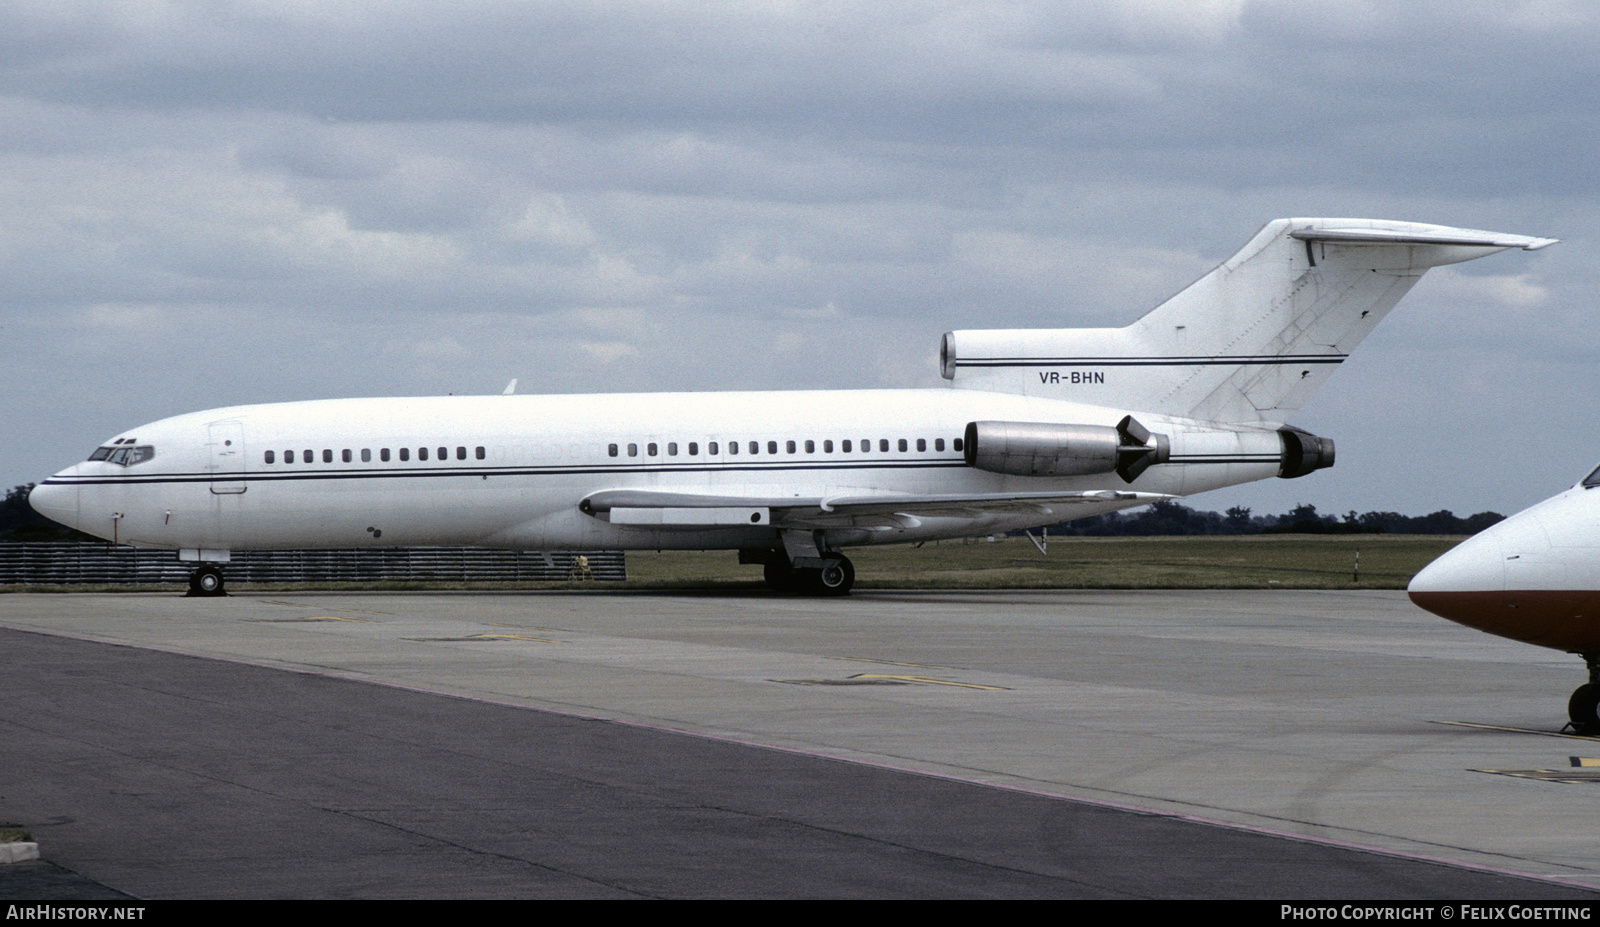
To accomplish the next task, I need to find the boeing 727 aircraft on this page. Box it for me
[1410,467,1600,733]
[30,218,1554,597]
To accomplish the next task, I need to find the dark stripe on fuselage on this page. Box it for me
[953,355,1345,368]
[44,457,975,487]
[45,452,1279,489]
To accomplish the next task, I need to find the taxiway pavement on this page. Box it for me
[3,588,1598,899]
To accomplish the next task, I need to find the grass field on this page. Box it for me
[624,534,1462,591]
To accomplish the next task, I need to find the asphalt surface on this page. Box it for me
[4,589,1599,899]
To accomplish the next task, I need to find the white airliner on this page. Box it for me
[30,218,1554,597]
[1410,467,1600,733]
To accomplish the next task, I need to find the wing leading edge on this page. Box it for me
[579,487,1171,531]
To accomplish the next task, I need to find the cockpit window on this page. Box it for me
[89,445,156,466]
[1585,465,1600,489]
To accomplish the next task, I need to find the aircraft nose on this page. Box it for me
[27,478,81,532]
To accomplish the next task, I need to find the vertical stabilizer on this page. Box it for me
[941,218,1555,423]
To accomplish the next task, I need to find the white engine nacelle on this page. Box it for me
[964,417,1170,483]
[964,419,1334,483]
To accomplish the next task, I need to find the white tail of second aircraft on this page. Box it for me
[941,218,1556,424]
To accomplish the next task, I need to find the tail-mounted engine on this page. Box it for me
[964,416,1171,484]
[1277,426,1335,479]
[964,418,1336,483]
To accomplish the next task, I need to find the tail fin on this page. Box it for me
[941,218,1555,423]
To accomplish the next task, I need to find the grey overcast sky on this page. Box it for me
[4,1,1594,519]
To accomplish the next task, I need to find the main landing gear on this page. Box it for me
[757,549,855,596]
[186,564,227,597]
[1568,653,1600,734]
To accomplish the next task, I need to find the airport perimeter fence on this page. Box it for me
[0,543,626,586]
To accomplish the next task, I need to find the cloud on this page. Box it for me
[3,1,1596,518]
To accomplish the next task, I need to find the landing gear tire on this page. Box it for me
[763,552,854,595]
[1570,684,1600,734]
[188,565,226,597]
[763,553,797,593]
[811,556,854,597]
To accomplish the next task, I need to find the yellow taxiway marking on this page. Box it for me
[1432,720,1600,740]
[778,674,1008,690]
[852,674,1008,690]
[1475,769,1600,784]
[252,615,375,623]
[405,633,563,643]
[1434,724,1600,783]
[833,656,957,670]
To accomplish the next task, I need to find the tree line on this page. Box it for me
[1039,500,1503,537]
[0,484,93,541]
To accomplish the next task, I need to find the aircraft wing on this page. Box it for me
[579,488,1171,530]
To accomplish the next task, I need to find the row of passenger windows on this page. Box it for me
[261,436,964,466]
[606,437,963,458]
[264,446,486,465]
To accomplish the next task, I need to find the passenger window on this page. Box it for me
[786,440,796,454]
[841,440,851,453]
[916,439,926,452]
[935,438,945,452]
[381,448,391,462]
[456,447,465,460]
[709,442,719,455]
[648,443,658,456]
[400,448,410,461]
[689,442,698,456]
[419,447,429,461]
[265,450,276,464]
[668,442,678,456]
[475,446,485,460]
[628,443,638,457]
[880,439,889,452]
[303,449,313,463]
[768,441,778,454]
[609,444,619,457]
[438,447,447,461]
[750,441,759,454]
[898,439,908,452]
[727,441,737,455]
[342,449,352,463]
[361,449,371,462]
[805,440,815,453]
[953,437,963,452]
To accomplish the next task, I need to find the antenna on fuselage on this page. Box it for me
[502,379,517,395]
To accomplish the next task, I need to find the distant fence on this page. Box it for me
[0,544,625,585]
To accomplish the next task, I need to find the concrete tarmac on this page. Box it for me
[3,588,1599,899]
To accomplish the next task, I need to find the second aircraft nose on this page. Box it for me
[1408,528,1506,598]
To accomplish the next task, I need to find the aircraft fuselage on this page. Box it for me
[28,388,1282,555]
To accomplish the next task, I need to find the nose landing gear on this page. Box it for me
[186,564,227,597]
[1566,654,1600,734]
